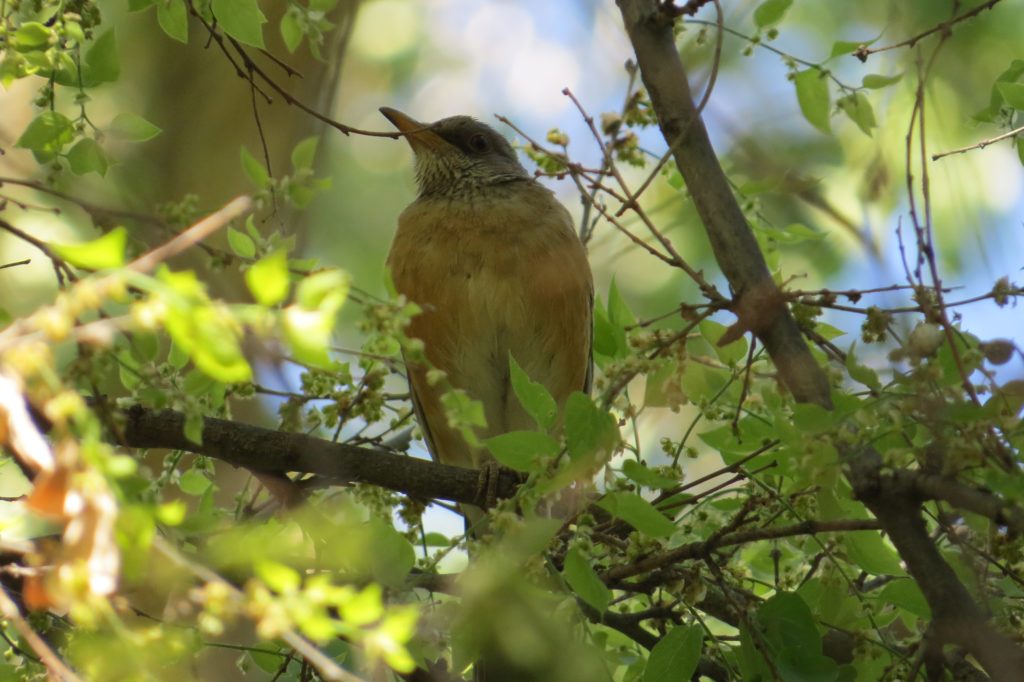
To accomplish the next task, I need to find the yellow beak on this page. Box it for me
[380,107,448,153]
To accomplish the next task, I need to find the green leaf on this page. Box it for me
[160,272,253,383]
[284,271,348,368]
[748,592,838,681]
[844,531,905,576]
[16,111,75,162]
[168,340,189,369]
[621,460,678,489]
[643,359,685,409]
[291,136,319,170]
[564,392,618,463]
[179,468,213,495]
[422,532,450,546]
[249,648,285,673]
[50,226,127,270]
[158,0,189,43]
[280,8,303,52]
[878,579,930,618]
[240,145,270,188]
[699,417,776,457]
[484,431,558,472]
[13,22,52,51]
[974,59,1024,122]
[64,21,85,46]
[862,73,902,89]
[1017,137,1024,167]
[256,560,300,593]
[133,332,160,363]
[227,227,257,258]
[828,36,877,60]
[284,307,333,367]
[644,625,703,682]
[509,354,557,430]
[66,138,108,176]
[439,389,486,447]
[288,176,330,209]
[84,29,120,84]
[184,368,218,396]
[996,82,1024,110]
[756,221,826,245]
[753,0,792,28]
[109,112,162,142]
[246,249,289,306]
[700,319,748,365]
[597,492,675,538]
[563,548,611,613]
[191,317,251,382]
[794,69,831,134]
[607,278,636,328]
[296,268,349,310]
[791,403,834,434]
[156,500,187,526]
[212,0,267,48]
[845,343,880,391]
[118,349,141,389]
[837,92,876,136]
[592,300,628,360]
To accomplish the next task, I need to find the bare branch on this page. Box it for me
[932,123,1024,161]
[853,0,1005,61]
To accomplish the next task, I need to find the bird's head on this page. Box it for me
[380,107,528,199]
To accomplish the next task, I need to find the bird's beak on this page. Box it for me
[380,107,447,153]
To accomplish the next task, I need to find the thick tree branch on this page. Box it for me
[615,2,1024,678]
[118,405,518,507]
[616,0,830,407]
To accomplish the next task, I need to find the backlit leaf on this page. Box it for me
[485,431,558,471]
[50,226,127,270]
[597,492,675,538]
[212,0,267,48]
[509,354,557,430]
[794,69,831,134]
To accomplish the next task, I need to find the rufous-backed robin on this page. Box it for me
[381,108,593,525]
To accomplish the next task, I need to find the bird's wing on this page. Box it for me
[404,355,441,463]
[583,288,594,395]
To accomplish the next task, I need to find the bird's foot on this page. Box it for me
[475,460,502,510]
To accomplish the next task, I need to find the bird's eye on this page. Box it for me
[467,133,489,153]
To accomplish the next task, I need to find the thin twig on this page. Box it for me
[854,0,1004,61]
[0,585,81,681]
[932,122,1024,161]
[127,195,252,273]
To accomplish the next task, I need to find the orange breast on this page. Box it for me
[386,183,593,469]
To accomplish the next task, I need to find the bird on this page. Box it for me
[381,107,593,530]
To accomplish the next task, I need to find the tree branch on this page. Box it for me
[603,518,881,582]
[118,405,517,507]
[615,2,1024,678]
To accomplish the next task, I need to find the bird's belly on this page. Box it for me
[447,262,537,435]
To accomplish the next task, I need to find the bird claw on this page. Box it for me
[475,460,502,509]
